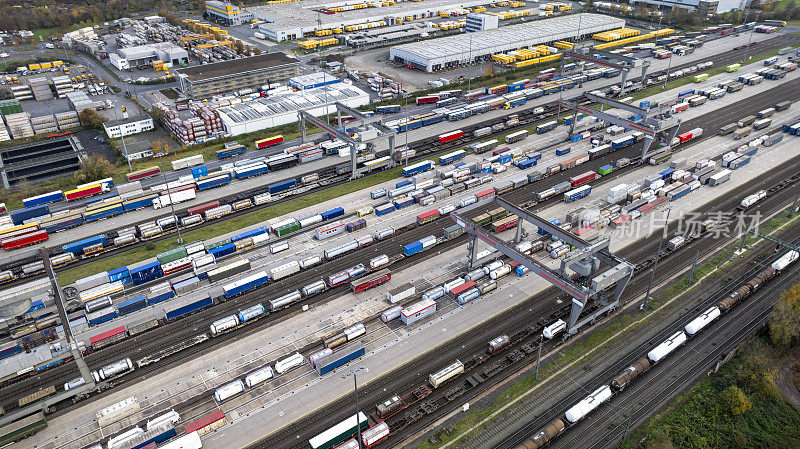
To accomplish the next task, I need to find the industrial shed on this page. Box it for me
[389,13,625,72]
[216,83,370,135]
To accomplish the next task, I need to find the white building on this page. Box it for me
[626,0,748,14]
[216,83,370,136]
[389,13,624,72]
[103,117,155,138]
[465,13,499,32]
[109,43,188,71]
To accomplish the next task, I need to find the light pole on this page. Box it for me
[115,107,133,173]
[156,151,183,244]
[741,11,758,64]
[343,366,366,448]
[642,206,672,310]
[403,93,410,166]
[467,33,473,93]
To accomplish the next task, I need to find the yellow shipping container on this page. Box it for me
[333,28,343,33]
[320,38,339,46]
[40,62,52,69]
[52,60,63,67]
[298,40,319,49]
[28,63,41,70]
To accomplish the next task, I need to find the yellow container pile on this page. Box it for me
[594,29,674,50]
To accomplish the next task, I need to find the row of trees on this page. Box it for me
[0,0,203,34]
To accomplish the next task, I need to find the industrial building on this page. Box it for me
[175,53,301,99]
[252,0,491,42]
[465,13,499,32]
[289,72,342,90]
[389,13,624,72]
[108,43,189,71]
[343,23,440,48]
[103,117,155,138]
[0,135,82,187]
[216,83,370,135]
[205,0,255,26]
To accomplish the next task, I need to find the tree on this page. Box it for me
[151,138,170,156]
[74,154,113,185]
[78,108,107,129]
[233,39,245,54]
[737,342,780,398]
[720,385,752,416]
[768,281,800,349]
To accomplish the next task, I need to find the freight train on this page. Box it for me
[512,249,799,449]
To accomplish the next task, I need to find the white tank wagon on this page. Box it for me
[564,385,613,423]
[684,306,721,336]
[92,357,134,382]
[429,359,465,389]
[210,315,239,336]
[647,331,688,363]
[276,352,305,374]
[245,366,274,388]
[214,379,245,402]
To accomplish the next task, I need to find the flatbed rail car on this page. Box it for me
[351,269,392,293]
[0,411,46,446]
[18,385,56,407]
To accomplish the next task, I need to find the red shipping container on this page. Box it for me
[66,185,102,201]
[1,229,48,250]
[416,210,440,225]
[416,96,439,104]
[127,167,160,182]
[89,326,128,349]
[438,130,463,144]
[569,171,597,187]
[494,218,518,232]
[185,410,226,436]
[492,147,511,156]
[677,132,693,143]
[352,271,392,293]
[188,201,220,216]
[450,281,477,297]
[476,189,495,200]
[574,225,596,236]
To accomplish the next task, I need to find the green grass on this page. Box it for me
[416,210,800,449]
[57,166,403,286]
[620,336,800,449]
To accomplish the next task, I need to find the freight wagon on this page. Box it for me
[255,135,284,149]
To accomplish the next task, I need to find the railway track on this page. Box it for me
[3,32,795,283]
[3,74,798,415]
[256,160,800,448]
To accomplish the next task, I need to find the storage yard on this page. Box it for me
[2,10,800,449]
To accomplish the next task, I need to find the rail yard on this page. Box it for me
[1,8,800,449]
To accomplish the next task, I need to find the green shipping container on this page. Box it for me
[205,239,231,251]
[274,222,300,237]
[598,165,614,175]
[157,247,188,265]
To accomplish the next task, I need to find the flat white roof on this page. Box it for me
[391,13,624,62]
[402,298,436,316]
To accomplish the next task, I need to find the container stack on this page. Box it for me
[11,85,33,101]
[192,104,222,138]
[31,114,58,135]
[367,74,401,99]
[29,77,53,101]
[65,91,98,112]
[51,76,74,98]
[5,112,34,139]
[55,111,80,130]
[0,123,11,142]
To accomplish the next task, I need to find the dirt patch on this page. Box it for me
[776,357,800,409]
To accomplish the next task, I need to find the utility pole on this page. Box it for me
[343,367,366,448]
[404,93,409,167]
[689,249,699,283]
[642,207,671,311]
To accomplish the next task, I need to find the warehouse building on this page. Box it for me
[252,0,490,42]
[103,117,155,138]
[0,135,82,187]
[205,0,255,26]
[175,53,301,99]
[390,13,625,72]
[465,13,499,32]
[216,83,370,135]
[109,42,189,71]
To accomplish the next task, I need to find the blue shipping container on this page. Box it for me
[318,345,366,375]
[518,158,537,170]
[108,267,131,284]
[394,198,413,209]
[639,100,651,109]
[678,89,695,97]
[209,243,237,259]
[130,261,163,286]
[117,295,147,315]
[191,165,208,178]
[375,204,395,216]
[123,194,157,211]
[196,175,231,190]
[223,273,269,298]
[321,207,345,221]
[231,226,269,243]
[22,191,64,208]
[42,215,84,233]
[10,205,50,225]
[235,164,269,179]
[396,180,412,189]
[62,234,108,255]
[556,147,572,156]
[165,296,213,321]
[268,179,297,194]
[87,307,118,327]
[85,203,124,222]
[147,290,175,306]
[658,169,675,180]
[404,241,423,256]
[129,427,178,449]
